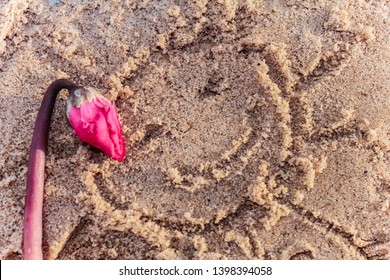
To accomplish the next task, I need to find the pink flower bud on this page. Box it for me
[67,86,126,161]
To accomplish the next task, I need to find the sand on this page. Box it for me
[0,0,389,260]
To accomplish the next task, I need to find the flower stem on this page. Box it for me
[23,79,80,260]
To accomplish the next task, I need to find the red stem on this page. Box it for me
[23,79,80,260]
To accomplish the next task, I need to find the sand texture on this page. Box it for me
[0,0,389,260]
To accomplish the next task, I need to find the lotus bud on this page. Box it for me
[66,86,126,161]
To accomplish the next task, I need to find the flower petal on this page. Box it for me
[67,87,126,161]
[80,101,99,123]
[94,95,112,110]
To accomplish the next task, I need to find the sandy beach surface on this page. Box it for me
[0,0,389,259]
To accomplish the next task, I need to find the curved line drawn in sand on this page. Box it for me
[1,0,389,260]
[64,33,374,259]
